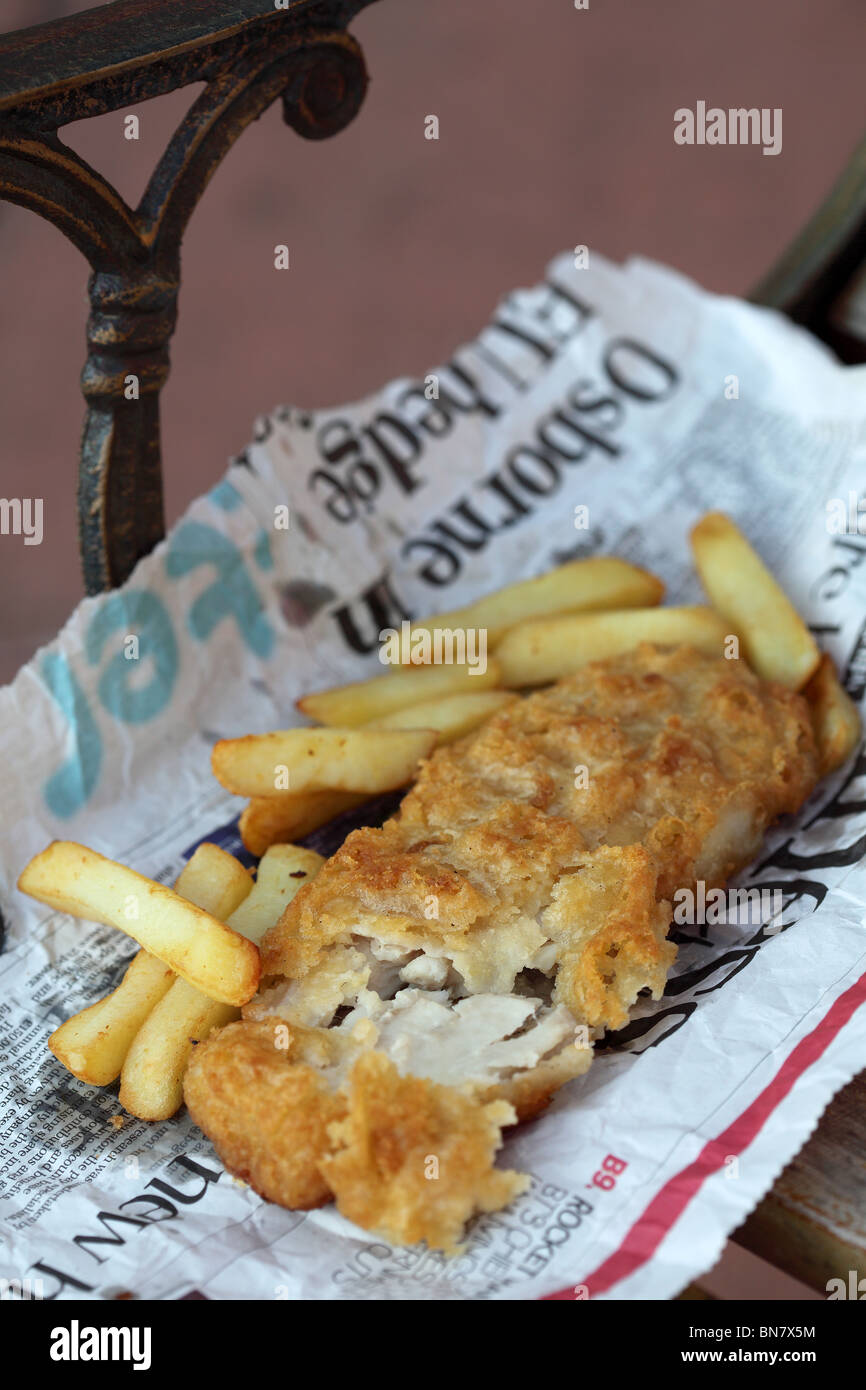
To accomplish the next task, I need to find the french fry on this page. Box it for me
[18,842,260,1006]
[804,654,862,775]
[236,696,514,856]
[690,512,820,689]
[168,842,252,922]
[496,605,732,687]
[297,659,502,727]
[46,843,252,1085]
[406,557,664,650]
[212,727,436,797]
[48,951,176,1087]
[119,988,238,1122]
[227,844,324,945]
[120,845,324,1120]
[239,790,368,857]
[369,689,515,742]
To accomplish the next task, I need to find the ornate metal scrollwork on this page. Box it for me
[0,2,373,591]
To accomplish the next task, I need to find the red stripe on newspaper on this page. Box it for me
[544,971,866,1301]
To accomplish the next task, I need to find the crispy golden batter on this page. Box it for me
[261,644,814,1029]
[184,1019,348,1209]
[321,1052,527,1253]
[185,644,820,1250]
[185,1018,526,1252]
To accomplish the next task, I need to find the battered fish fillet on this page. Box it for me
[185,644,820,1250]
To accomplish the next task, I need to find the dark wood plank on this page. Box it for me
[733,1070,866,1294]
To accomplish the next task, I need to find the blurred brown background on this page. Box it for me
[1,0,864,681]
[1,0,859,1300]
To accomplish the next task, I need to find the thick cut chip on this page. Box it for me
[121,845,324,1120]
[46,843,252,1084]
[804,653,861,775]
[495,606,730,687]
[19,842,260,1006]
[168,842,252,922]
[48,951,176,1086]
[228,845,325,945]
[297,661,502,727]
[212,727,436,797]
[240,791,368,857]
[406,556,664,649]
[691,511,820,689]
[368,690,514,742]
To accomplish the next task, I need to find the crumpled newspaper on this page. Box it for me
[1,252,864,1301]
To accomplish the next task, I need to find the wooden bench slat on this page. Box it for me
[733,1070,866,1294]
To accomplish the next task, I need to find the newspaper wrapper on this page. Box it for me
[1,252,865,1302]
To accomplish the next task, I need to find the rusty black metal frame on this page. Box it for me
[0,0,375,592]
[750,128,866,366]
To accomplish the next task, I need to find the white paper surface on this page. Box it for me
[1,252,865,1302]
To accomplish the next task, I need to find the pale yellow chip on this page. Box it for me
[496,605,732,687]
[239,790,368,857]
[297,659,503,727]
[19,842,260,1006]
[211,727,437,797]
[690,511,820,689]
[48,951,176,1087]
[45,844,252,1085]
[236,696,513,856]
[369,690,515,742]
[119,846,324,1120]
[406,556,664,650]
[227,844,324,945]
[169,842,252,923]
[119,983,239,1122]
[804,654,862,775]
